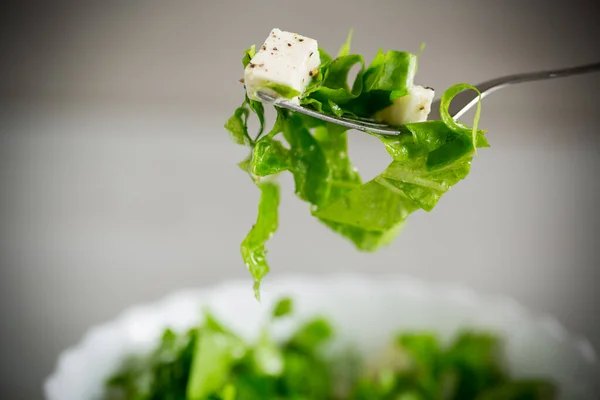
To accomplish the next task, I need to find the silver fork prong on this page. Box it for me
[336,115,391,128]
[255,62,600,137]
[255,91,401,136]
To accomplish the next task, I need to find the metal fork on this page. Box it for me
[256,62,600,136]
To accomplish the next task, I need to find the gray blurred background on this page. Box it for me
[1,1,599,398]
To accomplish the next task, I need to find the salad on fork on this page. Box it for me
[226,28,487,297]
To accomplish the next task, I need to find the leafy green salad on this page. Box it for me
[225,29,488,298]
[106,298,556,400]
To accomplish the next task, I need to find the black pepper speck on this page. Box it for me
[287,43,292,47]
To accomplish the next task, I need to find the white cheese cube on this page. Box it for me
[375,85,435,126]
[244,28,320,103]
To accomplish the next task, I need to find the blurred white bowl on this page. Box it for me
[44,274,598,400]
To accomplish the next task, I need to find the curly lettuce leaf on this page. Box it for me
[225,105,252,146]
[240,182,280,299]
[300,30,418,118]
[348,49,418,116]
[363,50,417,95]
[242,45,256,67]
[337,28,354,57]
[279,113,329,205]
[314,87,487,251]
[301,54,365,116]
[314,179,419,232]
[439,83,487,155]
[323,220,406,251]
[301,31,365,117]
[225,97,266,147]
[312,122,362,204]
[251,138,290,176]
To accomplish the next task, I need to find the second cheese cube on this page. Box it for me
[375,85,435,126]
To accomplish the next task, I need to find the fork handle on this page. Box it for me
[430,62,600,121]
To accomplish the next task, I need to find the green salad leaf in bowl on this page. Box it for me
[106,298,556,400]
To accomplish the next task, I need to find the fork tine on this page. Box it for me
[255,91,402,136]
[335,115,393,129]
[290,103,401,135]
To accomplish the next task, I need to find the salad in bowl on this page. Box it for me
[45,275,598,400]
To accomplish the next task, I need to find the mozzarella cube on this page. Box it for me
[375,85,435,126]
[244,28,320,103]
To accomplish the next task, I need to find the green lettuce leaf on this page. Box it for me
[348,49,417,116]
[240,182,280,299]
[240,46,267,137]
[224,105,252,146]
[439,83,487,153]
[304,54,365,116]
[247,96,265,138]
[272,297,293,318]
[187,314,246,399]
[106,328,198,399]
[225,97,266,147]
[282,113,330,205]
[362,50,417,96]
[312,122,362,205]
[337,28,354,57]
[251,138,290,176]
[314,179,419,232]
[242,45,256,67]
[313,88,487,251]
[301,31,365,117]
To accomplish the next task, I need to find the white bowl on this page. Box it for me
[44,274,598,400]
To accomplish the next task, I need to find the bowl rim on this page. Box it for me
[44,273,599,397]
